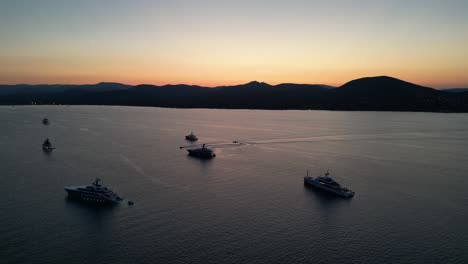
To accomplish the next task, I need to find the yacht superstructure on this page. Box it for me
[304,171,355,198]
[64,178,122,204]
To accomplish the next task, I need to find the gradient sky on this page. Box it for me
[1,0,467,88]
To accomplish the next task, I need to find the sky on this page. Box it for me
[0,0,467,88]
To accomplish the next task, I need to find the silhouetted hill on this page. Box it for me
[1,76,468,112]
[338,76,434,95]
[331,76,450,111]
[0,82,130,96]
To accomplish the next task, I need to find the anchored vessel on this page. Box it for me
[64,178,122,204]
[42,138,55,152]
[185,132,198,141]
[304,171,355,198]
[187,144,216,158]
[42,118,50,125]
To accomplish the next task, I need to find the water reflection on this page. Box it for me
[302,185,353,226]
[303,185,353,204]
[184,153,215,166]
[2,106,467,264]
[64,197,118,229]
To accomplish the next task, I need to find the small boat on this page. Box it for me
[304,170,355,198]
[187,144,216,158]
[42,138,55,152]
[64,178,123,204]
[42,118,50,125]
[185,132,198,141]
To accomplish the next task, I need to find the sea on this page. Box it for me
[1,106,467,264]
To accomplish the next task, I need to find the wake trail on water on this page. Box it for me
[179,131,468,149]
[120,155,177,189]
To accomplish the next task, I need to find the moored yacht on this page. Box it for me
[64,178,122,204]
[304,170,355,198]
[187,144,216,158]
[42,138,55,152]
[185,132,198,141]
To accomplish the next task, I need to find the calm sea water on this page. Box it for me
[1,106,468,264]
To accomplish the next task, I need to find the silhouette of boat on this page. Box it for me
[187,144,216,158]
[42,138,55,152]
[42,118,50,125]
[185,132,198,141]
[64,178,123,204]
[304,170,354,198]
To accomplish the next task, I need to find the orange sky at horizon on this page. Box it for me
[1,58,466,88]
[1,1,467,88]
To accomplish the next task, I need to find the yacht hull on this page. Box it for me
[187,149,216,158]
[64,188,119,204]
[304,177,354,198]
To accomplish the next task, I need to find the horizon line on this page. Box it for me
[0,76,467,90]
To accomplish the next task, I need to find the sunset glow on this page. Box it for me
[1,0,467,88]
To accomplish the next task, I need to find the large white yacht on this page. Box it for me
[304,170,355,198]
[64,178,122,204]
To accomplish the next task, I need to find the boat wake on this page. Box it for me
[120,155,176,189]
[180,131,468,151]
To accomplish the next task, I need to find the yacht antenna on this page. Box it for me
[93,178,101,186]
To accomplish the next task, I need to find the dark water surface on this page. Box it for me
[1,106,467,264]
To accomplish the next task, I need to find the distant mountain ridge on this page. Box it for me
[0,82,131,96]
[1,76,468,112]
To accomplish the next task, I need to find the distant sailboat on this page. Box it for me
[42,138,55,152]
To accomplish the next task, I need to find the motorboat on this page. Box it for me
[187,144,216,158]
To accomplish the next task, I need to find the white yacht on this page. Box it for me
[304,170,355,198]
[64,178,122,204]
